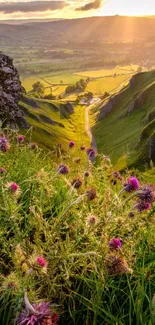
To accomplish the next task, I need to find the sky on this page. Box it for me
[0,0,155,20]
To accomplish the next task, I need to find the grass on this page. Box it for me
[0,134,155,325]
[91,70,155,169]
[20,99,90,149]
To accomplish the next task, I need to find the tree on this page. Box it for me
[32,81,45,96]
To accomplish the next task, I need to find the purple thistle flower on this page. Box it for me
[128,212,135,218]
[9,183,18,192]
[124,177,140,193]
[36,256,47,267]
[134,201,151,212]
[69,141,75,149]
[86,147,96,159]
[0,136,10,152]
[109,238,122,250]
[57,164,70,175]
[17,301,59,325]
[71,178,82,189]
[136,185,155,204]
[17,135,25,143]
[84,171,90,178]
[0,167,6,174]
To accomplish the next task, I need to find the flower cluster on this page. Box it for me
[0,136,10,152]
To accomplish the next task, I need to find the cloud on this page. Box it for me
[0,1,68,14]
[76,0,102,11]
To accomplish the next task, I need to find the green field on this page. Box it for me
[86,74,133,95]
[75,65,140,78]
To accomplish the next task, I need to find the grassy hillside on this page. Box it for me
[91,70,155,169]
[20,97,90,150]
[0,134,155,325]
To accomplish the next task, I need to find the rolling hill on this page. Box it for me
[1,16,155,46]
[91,70,155,169]
[20,97,90,150]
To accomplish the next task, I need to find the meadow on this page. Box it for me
[75,65,139,78]
[0,133,155,325]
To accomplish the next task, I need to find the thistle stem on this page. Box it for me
[24,292,37,314]
[60,193,87,219]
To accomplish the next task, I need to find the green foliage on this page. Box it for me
[91,70,155,168]
[32,81,45,97]
[0,136,155,324]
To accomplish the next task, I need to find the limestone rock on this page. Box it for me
[0,52,29,128]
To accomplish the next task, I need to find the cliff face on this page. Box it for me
[0,53,29,128]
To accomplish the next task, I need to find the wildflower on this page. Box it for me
[30,143,38,151]
[80,146,85,151]
[57,164,70,175]
[84,171,90,177]
[69,141,75,148]
[0,167,6,174]
[86,147,96,159]
[86,214,98,226]
[0,136,10,152]
[17,135,25,143]
[128,212,135,218]
[105,255,131,276]
[36,256,47,268]
[134,201,151,212]
[86,188,97,201]
[71,178,83,189]
[124,177,140,193]
[6,182,22,198]
[136,185,155,204]
[17,301,59,325]
[109,238,122,250]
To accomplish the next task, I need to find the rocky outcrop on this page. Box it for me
[64,102,74,114]
[39,114,64,127]
[0,53,29,128]
[21,95,39,109]
[97,90,125,121]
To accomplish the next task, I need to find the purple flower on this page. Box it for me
[134,201,151,212]
[0,137,10,152]
[36,256,47,267]
[17,135,25,143]
[124,177,140,192]
[86,147,96,158]
[0,167,6,174]
[71,178,82,189]
[9,183,19,192]
[30,143,38,151]
[57,164,70,175]
[17,301,59,325]
[69,141,75,149]
[109,238,122,250]
[128,212,135,218]
[84,171,90,178]
[136,185,155,204]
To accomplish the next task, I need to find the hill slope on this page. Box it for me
[91,70,155,169]
[20,97,90,149]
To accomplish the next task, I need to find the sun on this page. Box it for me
[97,0,155,17]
